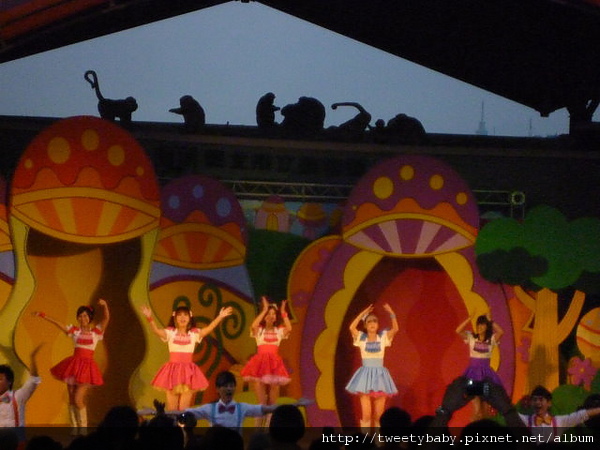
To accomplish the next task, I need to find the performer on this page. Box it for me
[345,303,399,431]
[519,385,600,441]
[34,299,110,433]
[140,304,232,411]
[138,370,312,433]
[0,345,42,430]
[455,313,504,419]
[240,296,292,427]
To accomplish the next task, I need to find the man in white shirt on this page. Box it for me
[0,348,41,429]
[519,385,600,442]
[140,370,311,433]
[182,370,275,431]
[152,370,310,433]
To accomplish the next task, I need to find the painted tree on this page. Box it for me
[476,205,600,390]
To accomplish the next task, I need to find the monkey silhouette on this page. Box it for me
[281,96,325,134]
[329,102,372,136]
[84,70,138,124]
[256,92,280,128]
[169,95,205,133]
[386,113,426,143]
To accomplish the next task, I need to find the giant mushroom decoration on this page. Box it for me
[1,116,160,425]
[9,117,159,243]
[289,154,514,426]
[154,175,247,270]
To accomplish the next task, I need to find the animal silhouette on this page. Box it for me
[386,113,426,142]
[329,102,372,136]
[281,97,325,134]
[256,92,280,128]
[84,70,138,124]
[169,95,205,133]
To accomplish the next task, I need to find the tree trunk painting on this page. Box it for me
[514,286,585,391]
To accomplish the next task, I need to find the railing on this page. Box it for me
[221,179,526,218]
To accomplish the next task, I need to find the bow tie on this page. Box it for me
[0,393,11,404]
[534,414,553,426]
[218,404,235,414]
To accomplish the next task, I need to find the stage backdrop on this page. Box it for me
[0,117,599,427]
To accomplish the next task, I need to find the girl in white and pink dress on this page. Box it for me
[141,304,232,411]
[241,296,292,427]
[35,299,110,433]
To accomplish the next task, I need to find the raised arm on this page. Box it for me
[140,305,167,340]
[33,311,69,334]
[96,298,110,330]
[198,307,233,338]
[349,304,373,340]
[492,320,504,342]
[382,303,399,340]
[455,317,472,338]
[29,344,43,377]
[15,344,43,403]
[280,299,292,337]
[250,296,270,335]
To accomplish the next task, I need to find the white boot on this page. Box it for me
[77,408,88,435]
[69,406,79,436]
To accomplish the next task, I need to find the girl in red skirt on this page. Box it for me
[241,296,292,427]
[140,304,232,411]
[35,299,110,433]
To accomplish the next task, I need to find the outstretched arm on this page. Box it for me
[382,303,399,340]
[426,378,532,450]
[587,407,600,419]
[140,305,167,340]
[138,399,184,418]
[97,299,110,331]
[199,307,233,338]
[250,296,270,336]
[260,397,313,415]
[33,311,69,334]
[484,381,532,448]
[349,304,373,340]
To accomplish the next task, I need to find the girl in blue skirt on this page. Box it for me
[345,303,399,430]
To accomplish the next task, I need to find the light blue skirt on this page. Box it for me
[345,358,398,397]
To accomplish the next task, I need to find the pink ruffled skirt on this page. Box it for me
[241,345,291,385]
[151,352,208,393]
[50,348,104,386]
